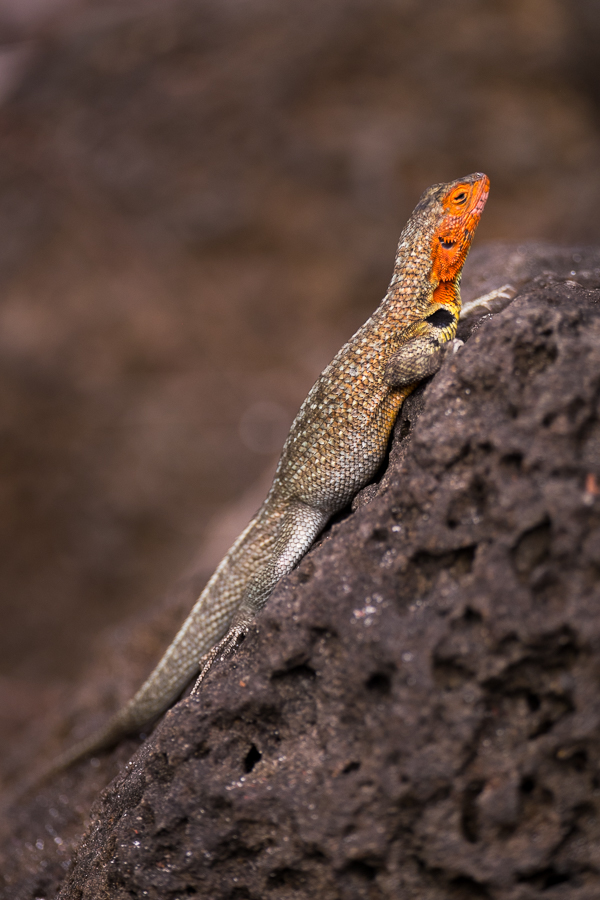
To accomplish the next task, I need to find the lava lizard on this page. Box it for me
[40,172,490,777]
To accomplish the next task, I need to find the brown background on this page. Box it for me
[0,0,599,746]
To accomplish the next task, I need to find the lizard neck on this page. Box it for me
[431,273,461,319]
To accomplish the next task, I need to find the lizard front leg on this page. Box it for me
[383,308,457,388]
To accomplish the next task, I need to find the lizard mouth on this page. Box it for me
[473,177,490,213]
[474,193,487,213]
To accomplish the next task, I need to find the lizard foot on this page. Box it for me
[447,337,464,354]
[191,621,249,695]
[460,284,516,320]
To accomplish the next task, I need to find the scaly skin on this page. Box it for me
[43,172,489,775]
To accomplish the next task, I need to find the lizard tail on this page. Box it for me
[10,650,201,804]
[11,515,265,800]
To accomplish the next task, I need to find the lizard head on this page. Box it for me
[429,173,489,284]
[389,173,489,325]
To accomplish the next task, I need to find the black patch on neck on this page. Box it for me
[426,308,455,329]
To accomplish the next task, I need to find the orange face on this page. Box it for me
[430,175,489,284]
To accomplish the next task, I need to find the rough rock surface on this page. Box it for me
[4,0,600,701]
[3,244,600,899]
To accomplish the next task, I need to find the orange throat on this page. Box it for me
[429,174,489,303]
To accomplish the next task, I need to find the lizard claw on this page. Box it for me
[191,622,248,694]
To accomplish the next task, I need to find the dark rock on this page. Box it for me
[3,244,600,898]
[3,0,600,704]
[20,248,597,899]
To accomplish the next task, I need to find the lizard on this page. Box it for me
[36,172,490,780]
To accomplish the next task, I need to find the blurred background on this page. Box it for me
[0,0,599,732]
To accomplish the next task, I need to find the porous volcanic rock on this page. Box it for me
[4,244,600,899]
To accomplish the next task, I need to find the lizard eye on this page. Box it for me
[439,237,456,249]
[453,191,468,205]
